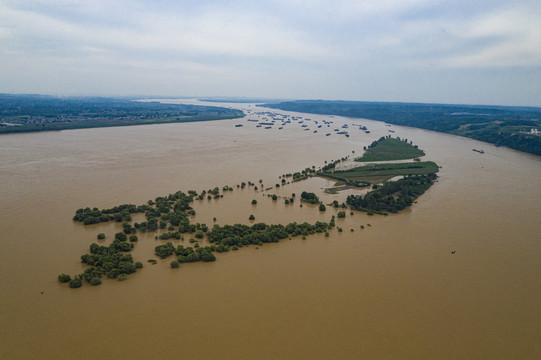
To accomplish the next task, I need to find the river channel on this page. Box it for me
[0,100,539,359]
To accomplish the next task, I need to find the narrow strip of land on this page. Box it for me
[0,95,244,134]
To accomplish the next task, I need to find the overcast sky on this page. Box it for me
[1,0,540,106]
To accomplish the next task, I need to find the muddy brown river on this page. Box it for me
[1,100,540,359]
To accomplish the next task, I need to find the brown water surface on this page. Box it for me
[1,100,540,359]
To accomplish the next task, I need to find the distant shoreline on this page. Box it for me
[0,94,244,135]
[264,100,541,156]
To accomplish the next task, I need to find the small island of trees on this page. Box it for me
[60,183,334,288]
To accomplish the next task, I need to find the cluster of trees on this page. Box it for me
[63,180,337,288]
[157,243,217,265]
[73,204,145,224]
[346,174,437,213]
[321,159,341,172]
[300,191,320,204]
[58,234,141,288]
[206,221,331,249]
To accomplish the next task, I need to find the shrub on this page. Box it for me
[300,191,319,204]
[89,277,101,286]
[337,211,346,218]
[117,274,128,281]
[135,261,143,269]
[249,214,255,220]
[68,277,82,288]
[115,232,127,241]
[97,233,105,240]
[170,260,180,268]
[58,273,71,283]
[201,251,216,262]
[319,204,326,211]
[129,235,138,242]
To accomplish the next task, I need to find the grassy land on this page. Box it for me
[319,161,439,185]
[355,137,425,162]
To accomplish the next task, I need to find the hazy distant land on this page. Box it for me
[265,100,541,156]
[3,94,540,157]
[0,94,244,134]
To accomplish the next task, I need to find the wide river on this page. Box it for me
[1,100,540,359]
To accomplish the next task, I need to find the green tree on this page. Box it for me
[115,232,127,241]
[58,273,71,283]
[319,204,326,211]
[69,277,82,288]
[97,233,105,240]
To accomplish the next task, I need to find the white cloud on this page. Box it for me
[0,0,540,105]
[438,7,541,67]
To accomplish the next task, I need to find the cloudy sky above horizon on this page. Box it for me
[1,0,540,106]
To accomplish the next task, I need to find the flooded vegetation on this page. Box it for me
[1,100,540,359]
[63,185,333,287]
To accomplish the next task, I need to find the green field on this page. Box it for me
[355,137,425,162]
[319,161,439,185]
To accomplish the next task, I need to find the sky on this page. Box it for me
[1,0,540,106]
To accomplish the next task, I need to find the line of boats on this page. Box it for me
[235,110,371,138]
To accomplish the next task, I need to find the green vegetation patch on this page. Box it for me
[347,174,437,213]
[356,136,425,162]
[60,183,333,289]
[319,161,439,185]
[300,191,320,204]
